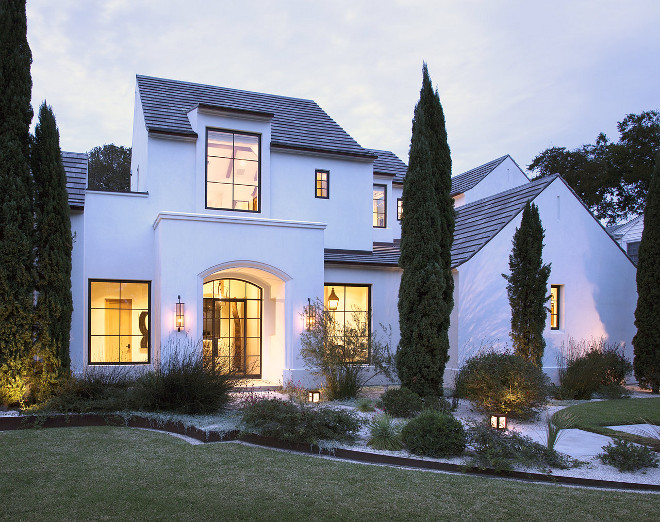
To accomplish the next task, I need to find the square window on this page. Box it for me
[323,284,371,363]
[315,170,329,199]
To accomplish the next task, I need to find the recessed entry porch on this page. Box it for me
[200,262,289,385]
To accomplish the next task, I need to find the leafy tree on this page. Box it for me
[87,144,131,191]
[502,202,551,366]
[31,102,73,376]
[528,110,660,225]
[0,0,35,405]
[633,153,660,393]
[397,63,454,397]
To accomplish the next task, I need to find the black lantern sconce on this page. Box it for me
[327,287,339,311]
[304,298,315,331]
[175,295,184,332]
[490,413,507,430]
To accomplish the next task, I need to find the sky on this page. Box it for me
[26,0,660,175]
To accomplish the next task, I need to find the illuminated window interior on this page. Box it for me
[206,130,260,211]
[373,185,386,227]
[323,284,370,363]
[397,198,403,221]
[89,280,150,364]
[316,170,329,198]
[550,285,561,330]
[203,278,262,377]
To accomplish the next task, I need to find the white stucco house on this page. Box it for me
[607,214,644,265]
[63,75,637,386]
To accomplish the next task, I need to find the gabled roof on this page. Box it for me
[136,75,374,159]
[324,175,557,268]
[606,214,644,239]
[450,155,509,196]
[366,149,408,180]
[62,151,87,210]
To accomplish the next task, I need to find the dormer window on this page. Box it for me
[206,129,260,212]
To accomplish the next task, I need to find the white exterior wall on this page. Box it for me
[454,178,637,382]
[392,184,403,239]
[372,175,398,245]
[455,157,530,207]
[69,211,85,373]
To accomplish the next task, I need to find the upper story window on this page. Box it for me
[397,198,403,221]
[550,285,561,330]
[316,170,329,199]
[373,184,386,228]
[206,129,260,212]
[626,241,640,265]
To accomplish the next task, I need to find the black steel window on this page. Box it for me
[206,129,260,212]
[316,169,329,198]
[550,285,561,330]
[397,198,403,221]
[373,185,386,228]
[323,284,371,363]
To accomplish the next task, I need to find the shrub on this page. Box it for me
[423,395,454,413]
[454,351,548,419]
[356,398,376,412]
[300,300,395,400]
[401,410,466,457]
[556,338,632,400]
[379,387,423,418]
[466,422,574,471]
[598,439,659,472]
[241,398,360,444]
[367,413,403,451]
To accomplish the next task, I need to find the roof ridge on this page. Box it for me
[456,174,557,212]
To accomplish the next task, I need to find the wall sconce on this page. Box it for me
[175,295,184,331]
[304,298,315,331]
[308,390,321,403]
[327,287,339,311]
[490,414,507,430]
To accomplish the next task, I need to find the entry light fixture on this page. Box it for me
[304,298,315,331]
[490,413,507,430]
[308,390,321,403]
[327,288,339,311]
[176,295,184,331]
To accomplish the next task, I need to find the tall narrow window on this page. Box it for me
[206,129,260,211]
[315,169,329,199]
[89,280,150,364]
[550,285,561,330]
[324,284,370,363]
[373,185,386,228]
[397,198,403,221]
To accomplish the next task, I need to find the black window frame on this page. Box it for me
[626,241,640,265]
[373,184,387,228]
[324,283,372,364]
[397,198,403,221]
[205,127,262,213]
[315,169,330,199]
[88,279,151,366]
[550,284,561,330]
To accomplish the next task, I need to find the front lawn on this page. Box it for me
[1,426,658,521]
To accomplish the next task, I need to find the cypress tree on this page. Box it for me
[633,154,660,393]
[0,0,35,404]
[397,64,454,397]
[32,102,73,372]
[502,202,551,366]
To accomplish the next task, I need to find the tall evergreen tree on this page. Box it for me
[502,202,551,366]
[397,63,454,397]
[32,102,73,372]
[0,0,35,404]
[633,153,660,393]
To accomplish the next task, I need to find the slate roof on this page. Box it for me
[136,75,374,159]
[62,151,87,210]
[324,175,558,269]
[366,149,408,180]
[449,155,509,196]
[606,214,643,239]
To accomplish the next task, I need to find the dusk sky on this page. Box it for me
[26,0,660,175]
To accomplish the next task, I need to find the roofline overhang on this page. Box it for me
[271,142,377,161]
[195,103,275,121]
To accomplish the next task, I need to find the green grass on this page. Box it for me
[552,398,660,447]
[0,427,659,521]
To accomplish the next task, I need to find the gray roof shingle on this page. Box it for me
[62,151,87,210]
[449,155,509,196]
[324,175,558,268]
[366,149,408,179]
[136,75,374,159]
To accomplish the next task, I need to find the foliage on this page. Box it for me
[598,438,659,472]
[528,110,660,224]
[466,422,574,472]
[400,409,466,457]
[633,152,660,393]
[397,63,454,398]
[379,386,423,418]
[31,101,73,377]
[545,409,578,451]
[241,398,360,444]
[367,413,403,450]
[454,351,549,419]
[355,397,376,412]
[300,299,395,400]
[87,144,131,192]
[0,0,35,407]
[555,338,632,400]
[282,379,309,404]
[502,202,551,366]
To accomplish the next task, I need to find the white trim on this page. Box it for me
[86,190,149,198]
[153,211,327,231]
